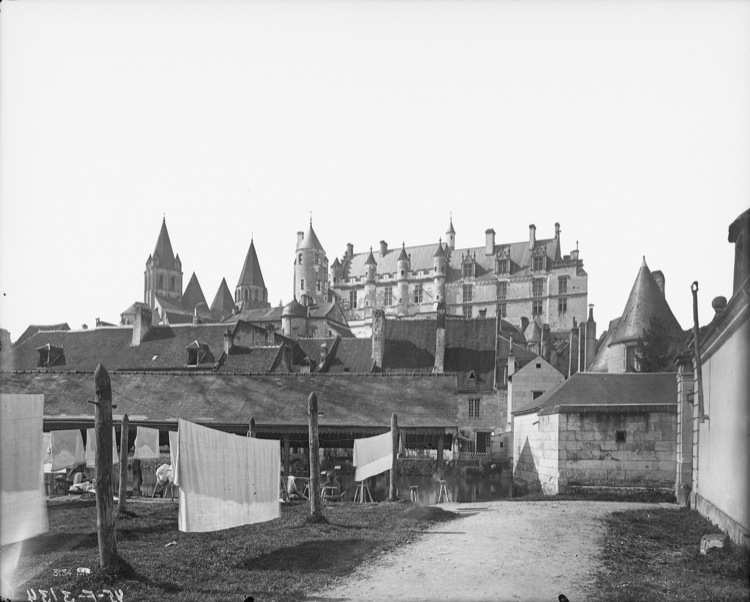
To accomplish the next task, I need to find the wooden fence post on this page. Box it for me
[94,364,118,567]
[249,417,256,438]
[308,393,323,520]
[117,414,129,515]
[388,412,398,501]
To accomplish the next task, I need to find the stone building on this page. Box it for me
[294,218,588,341]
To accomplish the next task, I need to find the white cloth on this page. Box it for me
[133,426,160,460]
[85,427,120,468]
[175,419,280,533]
[353,431,393,482]
[50,429,85,471]
[169,431,179,468]
[42,432,52,473]
[1,394,49,545]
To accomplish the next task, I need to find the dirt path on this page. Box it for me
[306,500,675,602]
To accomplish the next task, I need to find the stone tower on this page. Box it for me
[397,243,410,315]
[144,218,183,309]
[365,247,377,308]
[294,219,329,306]
[445,216,456,251]
[235,239,268,309]
[433,239,447,305]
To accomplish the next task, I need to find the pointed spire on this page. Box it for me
[447,213,455,234]
[210,278,235,314]
[236,240,266,288]
[434,238,445,258]
[297,220,325,251]
[152,218,177,268]
[365,246,377,265]
[398,242,409,261]
[182,272,207,312]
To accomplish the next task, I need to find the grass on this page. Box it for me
[4,497,458,602]
[588,507,750,602]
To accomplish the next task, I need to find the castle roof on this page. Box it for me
[236,240,266,289]
[365,248,377,266]
[181,273,207,313]
[447,218,455,234]
[297,221,325,252]
[152,218,178,269]
[433,241,445,258]
[210,278,236,316]
[282,299,307,318]
[610,259,683,345]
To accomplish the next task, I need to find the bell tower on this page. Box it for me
[144,218,183,309]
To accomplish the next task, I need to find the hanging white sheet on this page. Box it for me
[42,432,52,473]
[169,431,178,468]
[1,394,49,546]
[50,429,85,471]
[133,426,160,460]
[175,419,279,533]
[353,431,393,482]
[85,427,120,468]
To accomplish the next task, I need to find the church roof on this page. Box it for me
[210,278,236,316]
[152,218,178,269]
[236,240,266,289]
[297,222,325,252]
[610,259,683,345]
[181,273,207,313]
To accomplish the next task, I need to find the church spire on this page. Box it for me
[152,217,177,269]
[235,239,268,307]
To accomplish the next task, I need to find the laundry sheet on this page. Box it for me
[1,394,48,546]
[353,431,393,482]
[175,419,280,533]
[50,429,85,471]
[133,426,160,460]
[169,431,179,468]
[42,432,52,473]
[85,427,120,468]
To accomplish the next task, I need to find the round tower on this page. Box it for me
[433,239,447,305]
[281,299,307,339]
[294,219,329,305]
[330,256,343,287]
[365,247,377,308]
[445,215,456,251]
[397,242,410,310]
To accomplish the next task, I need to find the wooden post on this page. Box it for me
[388,412,398,501]
[437,433,444,471]
[94,364,118,567]
[308,393,323,519]
[117,414,129,515]
[691,282,706,422]
[283,436,291,476]
[249,417,256,437]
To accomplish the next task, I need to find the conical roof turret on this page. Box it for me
[210,278,235,314]
[152,217,177,268]
[182,272,207,312]
[297,219,325,252]
[365,247,377,266]
[446,216,455,234]
[398,243,409,262]
[236,240,266,289]
[282,298,307,318]
[434,239,445,258]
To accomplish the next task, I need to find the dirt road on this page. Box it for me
[306,500,673,602]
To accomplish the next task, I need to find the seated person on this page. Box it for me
[153,463,174,498]
[286,475,305,501]
[321,470,346,501]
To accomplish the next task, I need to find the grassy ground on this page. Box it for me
[4,498,457,602]
[588,507,750,602]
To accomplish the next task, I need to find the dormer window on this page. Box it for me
[495,247,511,275]
[36,344,65,368]
[532,246,548,272]
[186,341,213,367]
[461,251,476,278]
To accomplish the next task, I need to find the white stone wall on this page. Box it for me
[512,412,560,494]
[509,359,565,422]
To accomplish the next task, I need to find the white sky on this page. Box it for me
[1,0,748,342]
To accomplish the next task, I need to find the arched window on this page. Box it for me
[244,289,249,301]
[158,275,164,289]
[171,277,176,291]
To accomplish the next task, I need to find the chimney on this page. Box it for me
[297,231,304,247]
[652,270,665,296]
[529,224,536,251]
[379,240,388,256]
[520,316,529,334]
[371,309,386,370]
[223,328,234,355]
[712,296,728,317]
[541,324,551,360]
[555,222,560,239]
[485,229,495,255]
[132,304,153,346]
[346,242,354,258]
[434,303,446,374]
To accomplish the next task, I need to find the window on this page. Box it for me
[616,430,627,443]
[533,300,543,316]
[244,289,249,301]
[300,278,305,290]
[462,263,474,278]
[316,280,321,292]
[558,298,567,314]
[476,432,491,453]
[314,255,319,265]
[298,253,303,264]
[462,284,473,303]
[253,290,259,301]
[532,279,544,298]
[349,290,358,309]
[532,391,544,400]
[468,398,481,418]
[497,259,509,275]
[497,281,507,300]
[558,276,568,295]
[413,284,423,304]
[498,302,507,317]
[384,287,393,306]
[170,277,176,291]
[532,255,546,271]
[187,348,199,366]
[463,306,472,319]
[158,275,164,289]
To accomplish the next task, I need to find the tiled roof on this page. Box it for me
[220,346,283,374]
[181,273,207,313]
[152,218,177,269]
[588,318,620,372]
[513,372,677,416]
[13,323,70,347]
[236,240,266,289]
[0,371,460,428]
[297,222,325,252]
[224,306,284,324]
[342,232,560,281]
[210,278,236,316]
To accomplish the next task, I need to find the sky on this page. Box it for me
[1,0,748,343]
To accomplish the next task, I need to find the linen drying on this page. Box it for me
[353,431,393,482]
[133,426,160,460]
[42,432,52,473]
[50,429,85,471]
[1,394,49,546]
[85,427,120,468]
[168,431,178,468]
[174,419,280,533]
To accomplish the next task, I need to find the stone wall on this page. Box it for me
[512,411,560,495]
[457,390,506,455]
[558,410,676,490]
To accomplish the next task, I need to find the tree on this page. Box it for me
[635,317,684,372]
